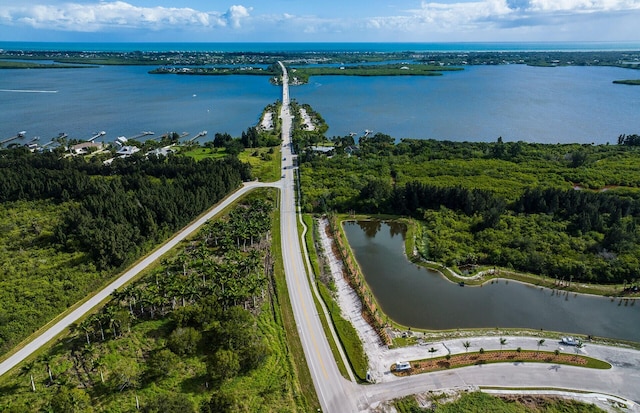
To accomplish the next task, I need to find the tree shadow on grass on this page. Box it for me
[180,373,209,394]
[47,339,70,358]
[0,383,22,399]
[145,322,173,340]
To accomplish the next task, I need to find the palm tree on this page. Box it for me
[90,313,105,341]
[463,341,471,353]
[82,343,96,368]
[537,339,545,353]
[94,358,106,383]
[499,338,507,351]
[574,342,585,360]
[38,353,54,384]
[20,361,36,392]
[79,318,93,345]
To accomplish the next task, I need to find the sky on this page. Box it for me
[0,0,639,43]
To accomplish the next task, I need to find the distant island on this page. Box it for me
[613,79,640,85]
[2,49,640,70]
[0,60,95,69]
[150,63,464,85]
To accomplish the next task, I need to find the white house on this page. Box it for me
[116,145,140,157]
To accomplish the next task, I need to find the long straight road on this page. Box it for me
[0,180,276,378]
[277,61,360,412]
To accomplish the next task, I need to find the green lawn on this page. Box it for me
[238,147,281,182]
[179,146,226,161]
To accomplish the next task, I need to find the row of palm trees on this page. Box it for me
[76,200,273,347]
[461,338,548,353]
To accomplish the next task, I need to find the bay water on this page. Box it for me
[0,65,280,142]
[1,59,638,144]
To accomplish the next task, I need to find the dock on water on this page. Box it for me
[188,130,207,142]
[128,131,154,140]
[88,131,106,142]
[1,131,26,146]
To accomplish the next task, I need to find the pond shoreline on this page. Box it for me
[315,216,640,392]
[334,218,640,345]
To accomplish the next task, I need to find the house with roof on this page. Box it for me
[147,147,175,158]
[116,145,140,157]
[71,141,104,155]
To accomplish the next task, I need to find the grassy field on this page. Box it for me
[238,147,281,182]
[178,146,226,161]
[178,146,281,182]
[395,349,611,376]
[393,391,606,412]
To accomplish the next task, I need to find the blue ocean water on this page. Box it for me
[2,41,640,53]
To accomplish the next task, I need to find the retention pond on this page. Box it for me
[343,220,640,342]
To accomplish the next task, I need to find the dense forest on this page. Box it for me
[0,147,251,356]
[298,135,640,285]
[1,191,307,412]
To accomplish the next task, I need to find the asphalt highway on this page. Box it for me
[277,61,360,412]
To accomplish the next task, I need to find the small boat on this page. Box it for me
[458,281,465,287]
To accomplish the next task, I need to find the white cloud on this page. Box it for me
[223,5,251,29]
[0,1,251,32]
[362,0,640,35]
[528,0,640,12]
[0,0,638,41]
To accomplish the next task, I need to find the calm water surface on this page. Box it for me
[0,65,280,141]
[293,65,640,144]
[343,221,640,342]
[1,63,639,143]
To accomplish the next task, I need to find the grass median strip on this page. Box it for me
[392,349,611,376]
[272,210,320,411]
